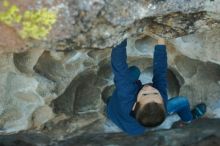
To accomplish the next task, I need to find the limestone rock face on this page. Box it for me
[0,71,43,132]
[0,0,220,145]
[0,52,56,133]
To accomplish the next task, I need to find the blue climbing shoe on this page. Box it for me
[191,103,206,120]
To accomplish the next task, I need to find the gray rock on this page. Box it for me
[1,118,220,146]
[0,72,44,133]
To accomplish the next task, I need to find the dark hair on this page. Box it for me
[133,102,166,127]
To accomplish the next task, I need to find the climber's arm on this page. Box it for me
[152,38,168,104]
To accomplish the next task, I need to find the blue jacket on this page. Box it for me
[107,39,168,135]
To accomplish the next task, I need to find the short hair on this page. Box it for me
[133,102,166,127]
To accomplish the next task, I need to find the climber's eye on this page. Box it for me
[142,93,149,96]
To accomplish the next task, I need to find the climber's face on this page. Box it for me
[135,85,163,107]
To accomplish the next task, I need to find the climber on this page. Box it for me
[106,38,206,135]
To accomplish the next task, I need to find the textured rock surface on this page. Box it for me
[54,119,220,146]
[0,71,44,133]
[0,54,44,132]
[0,118,220,146]
[0,52,56,133]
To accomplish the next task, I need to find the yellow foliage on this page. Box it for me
[0,3,21,25]
[20,8,57,39]
[0,0,57,39]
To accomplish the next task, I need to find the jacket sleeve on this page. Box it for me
[111,39,134,97]
[152,45,168,104]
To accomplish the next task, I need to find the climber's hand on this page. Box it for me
[157,38,165,45]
